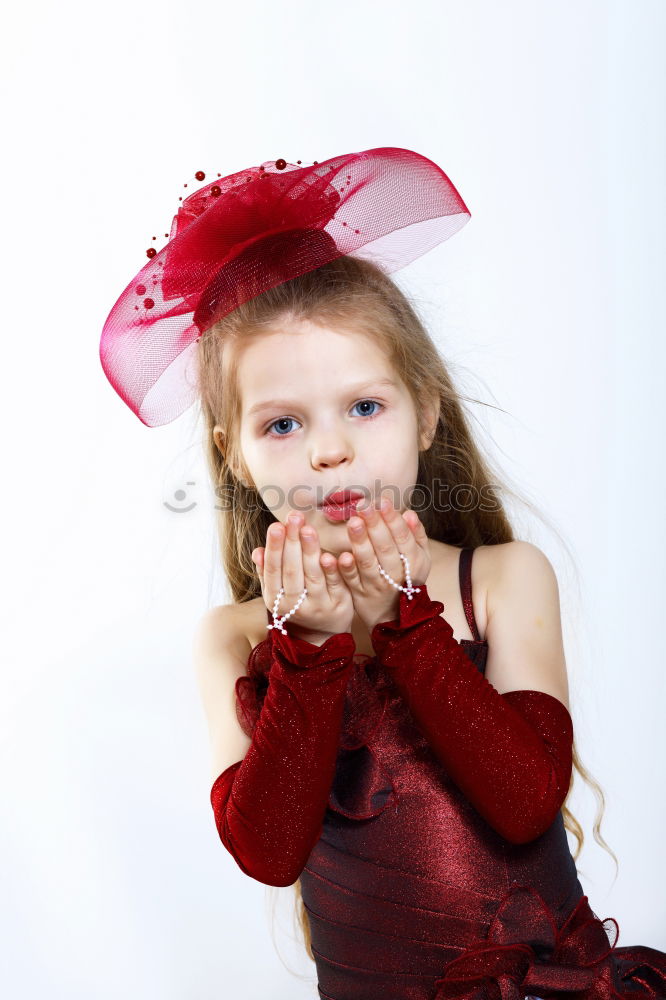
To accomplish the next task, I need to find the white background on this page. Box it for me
[1,0,664,996]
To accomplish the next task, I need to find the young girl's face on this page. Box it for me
[232,317,431,557]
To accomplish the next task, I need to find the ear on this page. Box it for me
[214,424,254,489]
[419,392,440,451]
[213,424,226,457]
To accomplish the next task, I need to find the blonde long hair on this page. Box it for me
[195,253,617,967]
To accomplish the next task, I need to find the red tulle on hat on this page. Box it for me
[99,147,471,427]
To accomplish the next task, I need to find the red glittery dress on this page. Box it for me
[233,548,666,1000]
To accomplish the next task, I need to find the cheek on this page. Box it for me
[367,417,416,460]
[239,431,278,471]
[373,409,416,441]
[252,455,304,512]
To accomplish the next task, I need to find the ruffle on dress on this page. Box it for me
[433,884,666,1000]
[235,639,407,821]
[324,653,399,820]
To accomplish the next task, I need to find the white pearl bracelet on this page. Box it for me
[378,552,421,600]
[266,553,419,633]
[267,586,308,635]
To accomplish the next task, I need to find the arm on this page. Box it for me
[370,544,573,844]
[210,626,356,886]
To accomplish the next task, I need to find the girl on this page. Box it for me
[100,150,666,999]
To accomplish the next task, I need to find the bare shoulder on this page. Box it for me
[480,540,559,611]
[193,602,249,668]
[192,601,259,783]
[478,540,569,709]
[192,597,264,667]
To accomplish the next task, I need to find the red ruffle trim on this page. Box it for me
[370,581,448,646]
[233,587,467,819]
[433,884,666,999]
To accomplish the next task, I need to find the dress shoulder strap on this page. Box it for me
[458,547,482,641]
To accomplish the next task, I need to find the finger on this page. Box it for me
[264,522,286,603]
[320,552,350,600]
[251,546,265,579]
[298,523,328,595]
[403,508,429,548]
[377,498,418,556]
[337,549,363,591]
[252,547,268,602]
[348,502,402,588]
[282,511,305,595]
[346,514,388,589]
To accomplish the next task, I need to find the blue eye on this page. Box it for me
[265,399,384,438]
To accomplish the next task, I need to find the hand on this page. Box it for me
[336,497,432,632]
[251,511,355,641]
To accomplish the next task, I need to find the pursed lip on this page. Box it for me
[318,490,366,507]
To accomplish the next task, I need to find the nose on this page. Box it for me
[310,437,353,470]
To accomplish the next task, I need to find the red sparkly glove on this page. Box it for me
[210,626,356,886]
[370,584,573,844]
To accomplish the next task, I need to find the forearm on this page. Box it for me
[210,627,355,885]
[370,586,573,844]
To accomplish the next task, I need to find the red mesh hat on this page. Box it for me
[99,147,471,427]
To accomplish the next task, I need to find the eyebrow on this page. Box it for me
[245,377,400,418]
